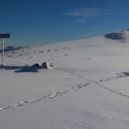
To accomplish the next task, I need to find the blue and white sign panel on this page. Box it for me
[0,33,10,38]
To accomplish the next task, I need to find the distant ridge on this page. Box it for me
[104,29,129,42]
[0,46,23,53]
[104,32,125,40]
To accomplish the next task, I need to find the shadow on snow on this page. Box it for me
[0,65,41,73]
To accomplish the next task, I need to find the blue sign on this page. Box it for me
[0,33,10,38]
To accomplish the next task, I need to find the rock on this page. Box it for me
[104,32,125,41]
[42,62,53,69]
[31,63,40,68]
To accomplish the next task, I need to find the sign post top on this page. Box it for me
[0,33,10,38]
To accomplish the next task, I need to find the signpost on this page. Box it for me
[0,33,10,66]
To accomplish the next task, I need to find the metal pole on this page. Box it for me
[2,38,4,66]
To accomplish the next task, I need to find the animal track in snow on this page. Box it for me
[0,70,129,111]
[0,83,90,111]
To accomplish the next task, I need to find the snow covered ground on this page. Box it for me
[1,32,129,129]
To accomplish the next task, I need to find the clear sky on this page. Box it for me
[0,0,129,46]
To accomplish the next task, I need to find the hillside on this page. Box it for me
[0,33,129,129]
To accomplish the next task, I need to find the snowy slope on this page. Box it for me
[1,32,129,129]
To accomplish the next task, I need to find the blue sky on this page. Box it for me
[0,0,129,46]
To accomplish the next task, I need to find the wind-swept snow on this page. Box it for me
[1,35,129,129]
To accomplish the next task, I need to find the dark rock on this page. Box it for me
[31,63,40,68]
[42,62,48,68]
[104,32,125,41]
[42,62,53,69]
